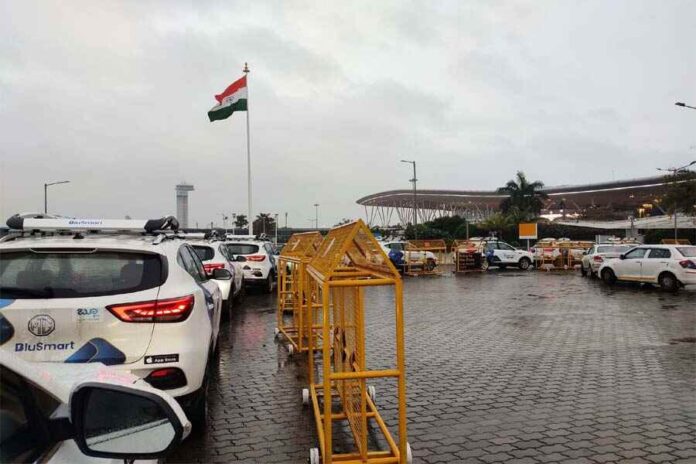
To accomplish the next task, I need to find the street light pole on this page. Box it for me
[401,160,418,239]
[313,204,319,230]
[657,160,696,241]
[274,213,279,245]
[44,180,70,214]
[675,102,696,110]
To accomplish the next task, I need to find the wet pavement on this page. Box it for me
[169,270,696,463]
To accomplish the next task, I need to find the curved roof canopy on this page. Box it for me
[357,175,669,211]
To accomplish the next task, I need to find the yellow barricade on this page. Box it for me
[532,238,594,270]
[452,239,487,272]
[304,220,411,464]
[275,231,323,354]
[402,239,446,276]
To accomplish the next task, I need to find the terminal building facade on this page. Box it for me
[356,175,670,227]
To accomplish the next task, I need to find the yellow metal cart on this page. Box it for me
[304,220,411,464]
[452,239,487,273]
[402,239,446,276]
[275,231,324,354]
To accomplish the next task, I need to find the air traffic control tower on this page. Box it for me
[175,183,194,228]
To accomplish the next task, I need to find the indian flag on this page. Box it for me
[208,75,248,122]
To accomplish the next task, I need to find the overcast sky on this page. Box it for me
[1,0,694,227]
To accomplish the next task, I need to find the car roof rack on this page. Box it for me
[5,214,180,234]
[225,234,258,241]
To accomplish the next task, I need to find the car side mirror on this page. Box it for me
[619,254,626,260]
[582,251,588,255]
[212,268,232,280]
[235,255,247,262]
[70,383,187,460]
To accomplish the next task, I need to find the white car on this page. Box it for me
[0,350,190,463]
[0,215,225,432]
[380,241,438,271]
[598,244,696,291]
[223,236,277,293]
[185,234,245,316]
[483,239,534,270]
[581,243,636,277]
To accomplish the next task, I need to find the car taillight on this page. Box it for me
[107,295,194,323]
[593,256,604,263]
[679,259,696,269]
[203,262,225,273]
[247,255,266,262]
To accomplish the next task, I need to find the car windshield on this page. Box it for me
[676,247,696,257]
[597,245,633,253]
[0,250,164,299]
[225,243,260,255]
[191,245,215,261]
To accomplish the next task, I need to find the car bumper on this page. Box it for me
[679,270,696,285]
[243,268,269,283]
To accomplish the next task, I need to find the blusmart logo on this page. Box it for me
[15,341,75,352]
[68,219,103,226]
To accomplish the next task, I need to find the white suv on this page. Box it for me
[598,244,696,291]
[223,236,277,293]
[0,215,225,432]
[186,234,244,316]
[482,239,534,270]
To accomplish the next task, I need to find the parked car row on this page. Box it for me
[592,244,696,292]
[0,214,278,462]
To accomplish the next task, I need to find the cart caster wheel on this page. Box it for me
[302,388,310,406]
[406,442,413,464]
[274,327,280,337]
[287,344,294,355]
[309,447,320,464]
[367,385,376,403]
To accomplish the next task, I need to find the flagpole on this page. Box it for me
[243,62,252,234]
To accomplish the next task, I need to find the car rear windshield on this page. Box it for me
[0,250,165,299]
[676,247,696,257]
[597,245,633,253]
[225,243,259,255]
[191,245,215,261]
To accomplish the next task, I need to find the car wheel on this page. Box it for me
[188,366,210,436]
[234,278,246,303]
[580,265,588,277]
[263,273,274,294]
[658,272,679,292]
[601,268,617,285]
[221,295,233,322]
[425,258,436,272]
[518,257,531,270]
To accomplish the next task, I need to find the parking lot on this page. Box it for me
[168,270,696,464]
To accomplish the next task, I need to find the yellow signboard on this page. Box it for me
[519,223,538,240]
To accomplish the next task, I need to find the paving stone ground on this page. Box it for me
[169,270,696,463]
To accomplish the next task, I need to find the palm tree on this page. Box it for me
[480,212,513,238]
[497,171,548,221]
[253,213,275,235]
